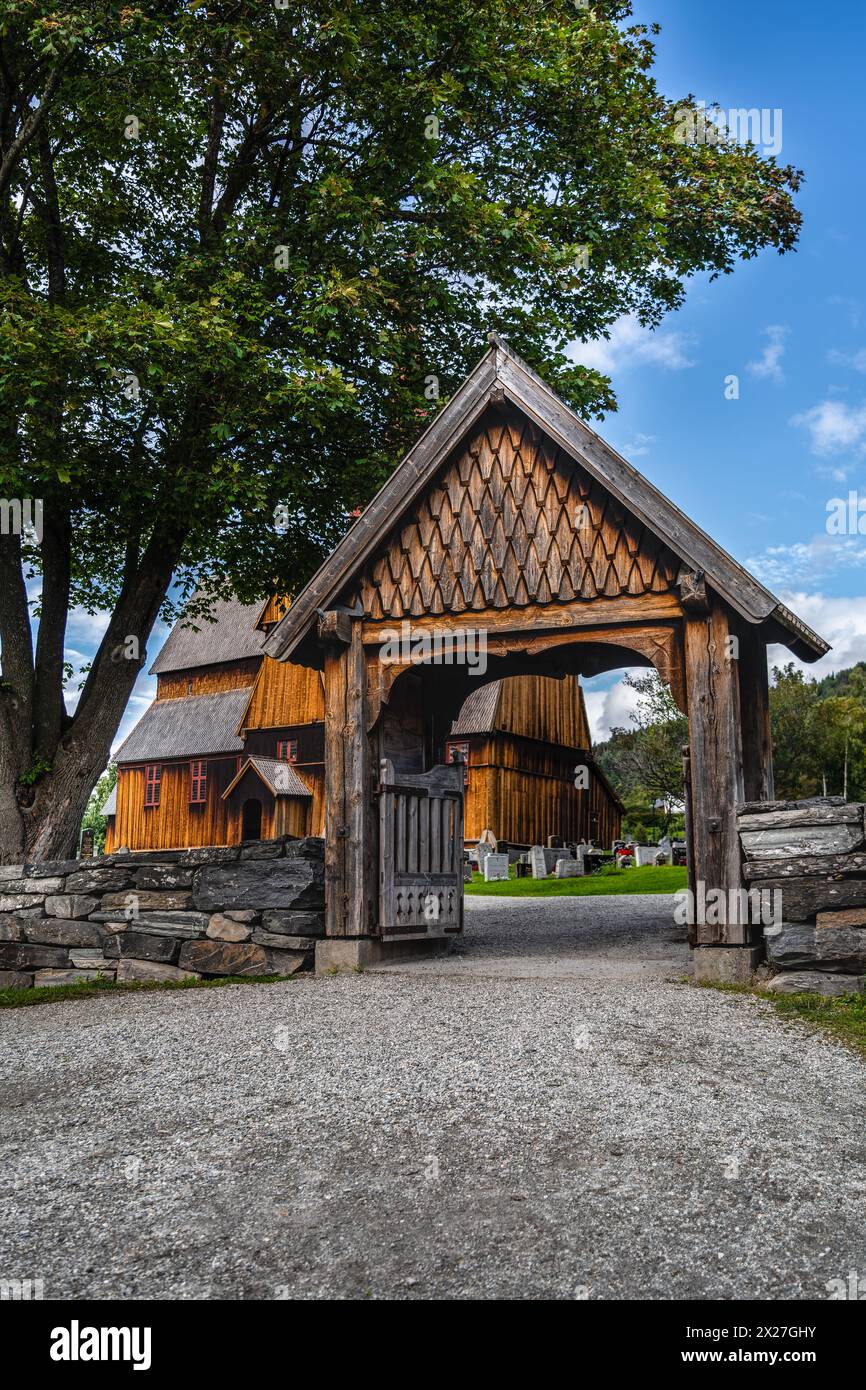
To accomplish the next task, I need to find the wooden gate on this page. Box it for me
[377,757,465,940]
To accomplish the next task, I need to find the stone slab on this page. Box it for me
[22,919,103,948]
[115,959,200,984]
[261,910,325,937]
[315,937,440,974]
[765,970,865,997]
[0,970,33,989]
[32,969,103,987]
[193,860,324,912]
[207,913,252,942]
[44,894,100,920]
[178,939,270,976]
[692,946,764,985]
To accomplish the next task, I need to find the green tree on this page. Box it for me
[80,760,116,856]
[595,670,688,832]
[768,663,822,799]
[0,1,803,858]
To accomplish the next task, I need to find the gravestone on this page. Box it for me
[543,847,564,873]
[530,845,548,879]
[635,846,659,867]
[555,856,583,879]
[475,841,494,870]
[483,853,509,882]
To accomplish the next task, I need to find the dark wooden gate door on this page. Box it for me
[377,757,465,940]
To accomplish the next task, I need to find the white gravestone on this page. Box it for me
[483,853,509,882]
[635,846,659,867]
[530,845,548,879]
[555,856,583,878]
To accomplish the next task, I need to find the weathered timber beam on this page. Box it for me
[318,609,354,644]
[360,592,683,642]
[684,602,746,944]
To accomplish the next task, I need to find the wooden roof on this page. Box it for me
[222,756,312,800]
[451,674,591,747]
[264,336,828,664]
[150,595,270,675]
[115,689,249,763]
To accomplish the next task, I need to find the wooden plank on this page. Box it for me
[361,592,682,643]
[684,602,746,945]
[743,851,866,882]
[737,805,863,831]
[344,624,373,936]
[323,624,374,937]
[418,796,430,874]
[407,794,419,875]
[682,742,696,948]
[395,794,407,873]
[378,758,396,931]
[323,645,348,938]
[737,623,774,804]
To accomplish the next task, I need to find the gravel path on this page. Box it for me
[1,894,865,1301]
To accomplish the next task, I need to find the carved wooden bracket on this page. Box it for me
[678,569,709,612]
[318,609,354,644]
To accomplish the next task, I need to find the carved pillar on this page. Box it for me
[737,623,774,804]
[322,618,376,937]
[683,598,746,944]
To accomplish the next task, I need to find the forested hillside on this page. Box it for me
[594,662,866,840]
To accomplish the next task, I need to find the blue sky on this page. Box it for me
[62,0,866,749]
[580,0,866,737]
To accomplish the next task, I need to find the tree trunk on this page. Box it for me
[0,521,186,863]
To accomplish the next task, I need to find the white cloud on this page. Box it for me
[582,671,644,743]
[770,591,866,679]
[747,534,866,588]
[792,399,866,456]
[573,314,695,376]
[827,346,866,373]
[619,432,656,459]
[747,324,787,383]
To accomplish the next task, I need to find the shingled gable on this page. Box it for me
[222,755,312,800]
[263,335,828,667]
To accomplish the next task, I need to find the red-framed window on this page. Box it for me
[190,759,208,804]
[144,764,161,807]
[277,738,298,763]
[445,740,470,786]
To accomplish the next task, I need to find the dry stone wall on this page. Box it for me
[738,797,866,996]
[0,837,325,990]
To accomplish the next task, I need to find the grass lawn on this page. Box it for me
[0,971,298,1010]
[466,862,688,896]
[700,981,866,1057]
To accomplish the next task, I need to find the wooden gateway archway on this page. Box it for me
[264,336,829,968]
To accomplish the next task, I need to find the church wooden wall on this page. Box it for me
[461,733,620,847]
[240,655,325,730]
[491,673,590,747]
[109,757,240,851]
[156,659,261,700]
